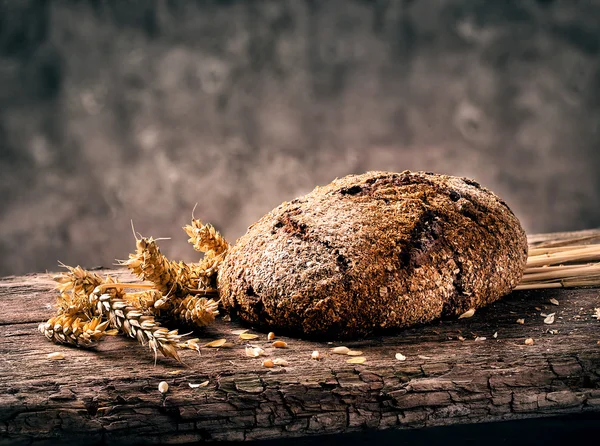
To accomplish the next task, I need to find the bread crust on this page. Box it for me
[217,171,528,338]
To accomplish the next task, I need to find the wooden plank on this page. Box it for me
[1,239,600,444]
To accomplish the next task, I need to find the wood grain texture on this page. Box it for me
[1,250,599,445]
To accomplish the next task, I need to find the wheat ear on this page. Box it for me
[183,218,230,256]
[53,264,104,316]
[39,314,117,347]
[120,237,197,296]
[89,281,182,361]
[170,294,220,327]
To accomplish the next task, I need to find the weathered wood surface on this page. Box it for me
[1,248,600,444]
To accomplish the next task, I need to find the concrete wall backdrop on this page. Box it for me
[1,0,599,276]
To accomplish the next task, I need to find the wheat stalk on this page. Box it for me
[516,232,600,290]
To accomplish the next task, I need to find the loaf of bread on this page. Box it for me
[218,171,528,338]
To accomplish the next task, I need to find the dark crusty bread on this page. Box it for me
[217,171,528,338]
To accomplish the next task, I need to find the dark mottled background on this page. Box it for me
[1,0,599,277]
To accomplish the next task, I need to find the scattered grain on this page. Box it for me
[158,381,169,394]
[311,351,321,360]
[457,336,465,341]
[267,332,276,340]
[516,318,525,325]
[272,341,288,348]
[544,313,555,324]
[549,298,559,306]
[273,358,289,366]
[245,346,265,357]
[204,339,227,348]
[47,352,65,360]
[525,338,534,345]
[395,353,406,361]
[239,333,259,340]
[493,332,498,339]
[263,359,275,368]
[347,357,366,364]
[347,350,363,356]
[475,336,486,341]
[230,329,248,335]
[188,380,209,388]
[330,346,350,355]
[458,309,476,319]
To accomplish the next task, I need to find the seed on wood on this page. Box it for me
[417,355,431,360]
[267,332,275,340]
[273,358,289,366]
[311,351,321,360]
[263,359,275,368]
[346,350,363,356]
[475,336,486,341]
[516,318,525,324]
[158,381,169,394]
[330,346,350,355]
[457,336,465,341]
[272,341,287,348]
[493,332,498,339]
[549,298,559,306]
[458,309,475,319]
[204,339,227,348]
[240,333,259,340]
[168,370,183,375]
[525,338,534,345]
[347,356,366,364]
[188,380,209,388]
[231,329,248,335]
[47,352,65,360]
[395,353,406,361]
[245,346,265,357]
[544,313,555,324]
